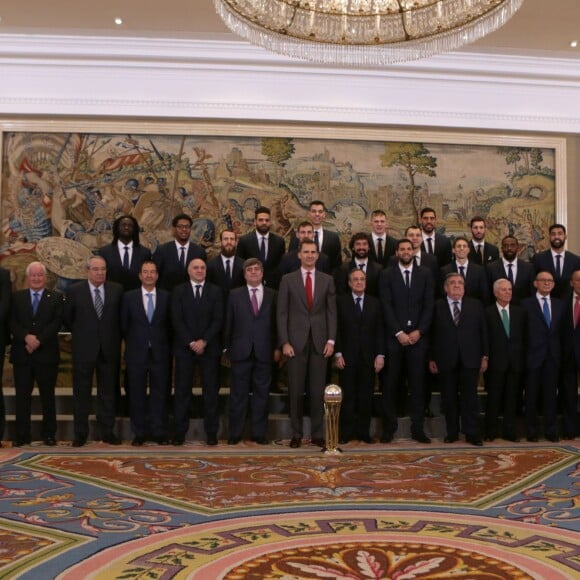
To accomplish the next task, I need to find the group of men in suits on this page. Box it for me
[2,205,579,447]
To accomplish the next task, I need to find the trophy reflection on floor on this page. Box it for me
[323,384,343,454]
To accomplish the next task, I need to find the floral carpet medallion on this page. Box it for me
[0,443,578,578]
[62,511,580,579]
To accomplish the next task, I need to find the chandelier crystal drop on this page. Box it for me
[213,0,525,66]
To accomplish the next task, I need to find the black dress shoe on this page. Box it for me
[484,436,495,442]
[380,434,393,443]
[412,433,431,444]
[546,435,560,443]
[44,437,57,446]
[289,437,301,448]
[13,439,31,447]
[504,436,519,442]
[72,438,86,447]
[252,437,268,445]
[359,437,373,444]
[102,434,121,445]
[132,437,145,446]
[311,437,325,447]
[466,436,483,446]
[153,437,169,445]
[526,436,539,443]
[172,437,185,446]
[207,435,218,446]
[444,436,459,443]
[227,437,241,445]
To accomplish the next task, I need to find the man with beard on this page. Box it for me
[486,236,535,305]
[531,224,580,299]
[368,209,398,268]
[237,207,286,289]
[335,232,383,296]
[420,207,452,267]
[378,238,434,443]
[468,216,499,266]
[279,221,331,276]
[206,229,245,301]
[390,226,439,284]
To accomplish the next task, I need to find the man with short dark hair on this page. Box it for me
[236,206,286,289]
[390,225,438,282]
[206,229,245,299]
[468,216,499,265]
[420,207,452,267]
[279,221,331,275]
[368,209,398,268]
[335,232,382,296]
[153,213,207,291]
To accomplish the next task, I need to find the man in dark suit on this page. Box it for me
[153,213,207,291]
[10,262,63,446]
[277,240,337,448]
[64,256,124,446]
[368,209,398,268]
[531,224,580,299]
[206,229,245,300]
[224,258,279,444]
[486,236,535,305]
[279,221,331,276]
[171,258,223,445]
[335,232,383,297]
[289,201,342,272]
[379,238,434,444]
[335,268,385,443]
[99,215,152,291]
[0,265,11,447]
[561,269,580,439]
[396,225,439,283]
[420,207,452,267]
[236,206,286,289]
[440,237,490,304]
[521,271,564,442]
[484,278,526,441]
[121,260,171,446]
[429,273,489,446]
[468,216,499,266]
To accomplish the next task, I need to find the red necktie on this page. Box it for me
[574,295,580,329]
[305,271,313,310]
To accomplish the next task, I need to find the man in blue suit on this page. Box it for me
[224,258,279,445]
[121,260,171,446]
[171,258,223,445]
[521,271,564,442]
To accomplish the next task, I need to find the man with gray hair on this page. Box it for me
[10,262,63,446]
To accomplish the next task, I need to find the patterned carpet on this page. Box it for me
[1,440,578,579]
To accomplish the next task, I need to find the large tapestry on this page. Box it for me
[1,132,555,289]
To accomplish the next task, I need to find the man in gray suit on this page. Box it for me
[277,239,337,448]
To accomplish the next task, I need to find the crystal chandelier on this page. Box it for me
[213,0,525,66]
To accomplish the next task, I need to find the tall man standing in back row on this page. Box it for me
[277,239,337,449]
[468,216,499,266]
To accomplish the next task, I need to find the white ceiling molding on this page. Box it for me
[0,34,579,133]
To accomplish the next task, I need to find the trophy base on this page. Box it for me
[321,447,343,454]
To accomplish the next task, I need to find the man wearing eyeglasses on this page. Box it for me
[521,271,564,442]
[153,213,207,291]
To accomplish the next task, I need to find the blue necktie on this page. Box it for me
[94,287,104,319]
[32,292,40,316]
[542,296,551,327]
[146,293,154,322]
[507,263,514,285]
[459,265,465,278]
[122,246,130,269]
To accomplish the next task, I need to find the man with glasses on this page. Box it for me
[154,213,207,291]
[521,272,564,442]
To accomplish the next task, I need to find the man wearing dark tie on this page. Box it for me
[10,262,63,446]
[368,209,398,268]
[236,206,286,289]
[64,256,124,446]
[153,213,207,291]
[279,221,331,276]
[206,229,245,301]
[531,224,580,299]
[420,207,452,267]
[379,238,434,443]
[121,260,171,446]
[99,215,152,291]
[224,258,279,445]
[277,240,337,448]
[486,236,535,305]
[561,269,580,439]
[521,271,564,442]
[484,278,526,442]
[440,237,490,303]
[171,258,223,445]
[429,273,489,446]
[0,265,11,448]
[468,216,499,265]
[335,232,383,296]
[335,268,385,443]
[393,225,439,283]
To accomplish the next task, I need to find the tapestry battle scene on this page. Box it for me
[0,132,556,290]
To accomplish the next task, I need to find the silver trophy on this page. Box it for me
[323,384,343,454]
